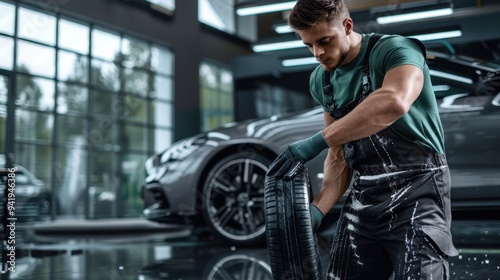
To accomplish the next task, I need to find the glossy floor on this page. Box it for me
[3,219,500,280]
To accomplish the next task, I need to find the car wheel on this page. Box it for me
[202,153,271,246]
[264,163,323,280]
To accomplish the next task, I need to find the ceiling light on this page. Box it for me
[371,1,453,25]
[252,40,304,52]
[274,24,294,34]
[282,57,317,67]
[236,1,296,16]
[408,29,462,41]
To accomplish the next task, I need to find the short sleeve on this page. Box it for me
[371,35,426,74]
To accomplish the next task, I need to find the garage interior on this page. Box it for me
[0,0,499,279]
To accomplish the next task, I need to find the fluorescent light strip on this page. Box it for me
[408,30,462,41]
[282,57,317,67]
[252,40,304,52]
[430,69,473,84]
[275,24,294,34]
[376,7,453,24]
[237,1,296,16]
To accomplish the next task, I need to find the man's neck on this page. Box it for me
[343,32,363,66]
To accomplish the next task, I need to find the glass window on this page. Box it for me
[91,29,121,61]
[152,101,172,127]
[57,114,87,147]
[121,37,150,69]
[0,75,7,105]
[198,0,235,34]
[151,45,173,75]
[0,1,15,35]
[89,150,118,218]
[123,68,149,96]
[17,40,56,77]
[58,50,89,83]
[92,90,117,118]
[152,75,172,101]
[121,153,146,217]
[57,83,88,115]
[59,19,89,54]
[90,118,119,149]
[18,7,56,45]
[55,147,87,217]
[123,95,148,123]
[152,128,171,153]
[16,75,55,111]
[0,35,14,70]
[124,124,148,152]
[0,104,5,154]
[200,61,234,131]
[15,109,54,142]
[15,143,52,187]
[91,59,119,90]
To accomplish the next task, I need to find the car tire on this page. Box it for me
[202,152,272,247]
[264,163,323,280]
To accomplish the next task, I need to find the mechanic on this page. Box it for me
[266,0,459,279]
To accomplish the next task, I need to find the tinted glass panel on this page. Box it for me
[91,59,119,90]
[58,50,89,83]
[123,68,150,95]
[0,1,15,35]
[92,90,117,118]
[153,128,171,153]
[55,147,87,216]
[15,143,52,187]
[57,114,87,147]
[17,41,56,77]
[151,45,173,75]
[152,101,172,127]
[91,29,120,61]
[123,95,148,123]
[121,37,150,68]
[152,75,172,100]
[59,19,89,54]
[90,118,118,149]
[57,83,88,115]
[89,150,117,218]
[121,153,146,217]
[0,35,14,70]
[18,7,56,45]
[15,109,53,141]
[124,124,148,152]
[17,41,55,78]
[16,75,55,111]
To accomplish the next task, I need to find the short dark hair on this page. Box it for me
[288,0,348,30]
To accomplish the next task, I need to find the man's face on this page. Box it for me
[297,20,350,71]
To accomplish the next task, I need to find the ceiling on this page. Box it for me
[233,0,500,79]
[241,0,500,56]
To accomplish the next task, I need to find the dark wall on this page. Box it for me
[32,0,252,141]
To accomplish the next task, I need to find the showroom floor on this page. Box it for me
[3,219,500,279]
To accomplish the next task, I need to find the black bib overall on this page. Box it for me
[323,35,459,280]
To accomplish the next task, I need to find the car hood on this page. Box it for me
[206,106,324,141]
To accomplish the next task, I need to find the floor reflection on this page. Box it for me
[1,220,499,279]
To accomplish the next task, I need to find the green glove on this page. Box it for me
[310,204,324,234]
[267,131,328,178]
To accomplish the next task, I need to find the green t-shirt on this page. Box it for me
[309,33,445,154]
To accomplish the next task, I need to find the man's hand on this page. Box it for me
[267,131,328,178]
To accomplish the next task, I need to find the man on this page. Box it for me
[266,0,459,279]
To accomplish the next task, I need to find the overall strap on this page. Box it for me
[323,33,383,120]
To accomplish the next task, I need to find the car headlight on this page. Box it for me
[144,133,210,181]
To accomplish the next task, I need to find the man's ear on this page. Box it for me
[343,17,353,35]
